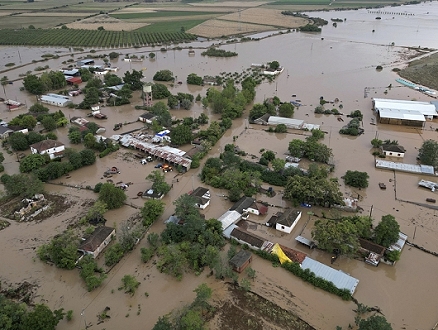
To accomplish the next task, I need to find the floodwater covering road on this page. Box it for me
[1,2,438,329]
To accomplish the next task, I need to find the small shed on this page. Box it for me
[229,250,252,273]
[381,144,406,158]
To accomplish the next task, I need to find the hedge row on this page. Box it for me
[254,249,352,301]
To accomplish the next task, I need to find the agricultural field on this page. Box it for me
[110,10,228,20]
[0,28,197,47]
[0,0,80,11]
[136,19,208,33]
[0,15,83,30]
[65,14,149,32]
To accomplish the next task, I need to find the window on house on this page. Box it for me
[389,152,393,155]
[398,154,401,156]
[281,226,285,230]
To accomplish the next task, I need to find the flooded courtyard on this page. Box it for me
[1,2,438,329]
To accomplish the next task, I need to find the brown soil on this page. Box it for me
[188,19,276,38]
[209,283,315,330]
[398,52,438,91]
[0,193,75,222]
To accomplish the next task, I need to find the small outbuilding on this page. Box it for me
[380,144,406,158]
[138,112,157,124]
[78,226,115,258]
[229,250,252,273]
[40,94,72,107]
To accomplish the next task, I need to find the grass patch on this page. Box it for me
[136,19,206,33]
[112,11,225,20]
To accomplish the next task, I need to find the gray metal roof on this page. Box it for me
[375,159,435,175]
[301,257,359,295]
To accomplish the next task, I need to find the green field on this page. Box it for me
[111,10,226,20]
[0,0,81,11]
[0,28,197,47]
[0,15,83,29]
[136,19,207,33]
[270,0,407,5]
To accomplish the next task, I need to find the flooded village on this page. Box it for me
[2,1,438,330]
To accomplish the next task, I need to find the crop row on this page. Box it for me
[0,29,197,47]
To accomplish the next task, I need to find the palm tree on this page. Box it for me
[1,76,8,100]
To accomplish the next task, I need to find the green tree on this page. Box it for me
[68,130,81,144]
[23,74,44,95]
[20,115,37,130]
[109,52,119,59]
[29,103,49,113]
[275,124,287,133]
[104,243,124,266]
[167,94,179,108]
[284,175,343,207]
[120,275,140,295]
[152,83,171,99]
[343,170,369,188]
[79,68,93,82]
[371,138,383,148]
[22,304,64,330]
[123,69,144,91]
[104,73,123,87]
[8,132,29,151]
[170,124,193,146]
[180,309,204,330]
[271,158,286,172]
[19,154,48,173]
[37,230,78,269]
[278,102,294,118]
[262,150,275,161]
[358,315,392,330]
[98,183,127,209]
[78,255,106,291]
[173,194,199,219]
[152,316,174,330]
[83,133,96,149]
[84,200,108,224]
[419,139,438,167]
[141,199,165,227]
[41,116,57,131]
[2,173,44,198]
[187,73,203,85]
[288,139,306,158]
[193,283,212,312]
[146,171,171,195]
[153,70,174,81]
[310,129,324,140]
[0,152,4,164]
[374,215,400,247]
[80,149,96,166]
[79,87,100,109]
[312,219,359,255]
[269,60,280,70]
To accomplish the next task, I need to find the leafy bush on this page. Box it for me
[105,243,124,266]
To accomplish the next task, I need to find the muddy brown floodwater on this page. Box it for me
[2,2,438,329]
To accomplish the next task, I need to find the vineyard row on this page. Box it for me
[0,29,197,47]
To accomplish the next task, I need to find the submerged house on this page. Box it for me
[189,187,211,209]
[78,226,115,258]
[30,140,65,159]
[230,196,268,216]
[229,250,252,273]
[381,144,406,158]
[266,209,302,234]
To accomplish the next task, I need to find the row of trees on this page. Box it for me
[312,214,400,256]
[23,71,66,95]
[288,130,332,164]
[8,131,56,151]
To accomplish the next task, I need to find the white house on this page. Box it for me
[30,140,65,159]
[40,94,72,107]
[266,209,302,234]
[190,187,211,209]
[381,144,406,158]
[78,226,115,258]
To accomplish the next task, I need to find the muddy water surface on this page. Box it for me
[2,3,438,329]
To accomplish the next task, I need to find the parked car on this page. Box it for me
[300,203,312,208]
[162,164,173,173]
[154,163,163,168]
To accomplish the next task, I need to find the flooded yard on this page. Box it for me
[2,2,438,329]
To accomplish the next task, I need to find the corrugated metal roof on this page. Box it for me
[375,159,435,175]
[268,116,304,128]
[301,257,359,295]
[374,98,437,117]
[218,210,241,230]
[388,232,408,252]
[377,108,426,121]
[119,135,192,169]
